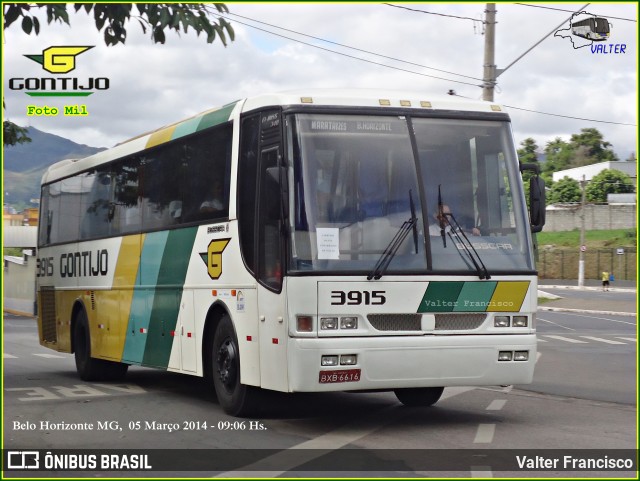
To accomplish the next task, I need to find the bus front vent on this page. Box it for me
[367,314,422,331]
[40,287,57,343]
[434,314,486,331]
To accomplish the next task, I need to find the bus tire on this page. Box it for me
[210,315,259,417]
[394,387,444,407]
[73,309,128,382]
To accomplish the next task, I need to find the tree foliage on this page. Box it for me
[585,169,635,203]
[3,3,234,46]
[547,176,581,204]
[3,121,32,146]
[569,128,618,163]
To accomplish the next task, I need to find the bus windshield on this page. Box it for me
[287,113,533,275]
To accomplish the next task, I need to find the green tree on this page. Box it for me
[548,176,581,204]
[3,3,234,146]
[3,3,234,46]
[543,137,573,173]
[569,128,619,164]
[585,169,635,203]
[517,138,539,164]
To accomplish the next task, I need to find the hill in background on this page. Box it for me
[3,127,105,207]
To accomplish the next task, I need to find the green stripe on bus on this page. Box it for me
[196,102,237,131]
[453,281,497,312]
[142,227,198,368]
[418,281,465,312]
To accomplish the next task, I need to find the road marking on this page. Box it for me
[536,338,547,342]
[216,387,477,477]
[616,337,637,342]
[579,336,626,345]
[542,335,588,344]
[471,466,493,478]
[473,424,495,443]
[557,312,637,326]
[486,400,506,411]
[4,353,18,358]
[536,352,542,364]
[33,353,65,359]
[538,318,575,331]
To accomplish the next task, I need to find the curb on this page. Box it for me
[541,285,637,293]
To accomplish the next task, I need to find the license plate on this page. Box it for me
[319,369,361,384]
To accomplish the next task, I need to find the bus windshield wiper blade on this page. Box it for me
[444,212,491,280]
[367,217,416,280]
[367,190,418,280]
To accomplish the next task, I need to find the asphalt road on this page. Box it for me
[3,304,636,478]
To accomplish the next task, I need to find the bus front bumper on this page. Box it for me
[287,334,536,392]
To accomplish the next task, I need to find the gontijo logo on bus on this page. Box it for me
[9,45,109,97]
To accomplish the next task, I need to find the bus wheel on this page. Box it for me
[211,315,259,416]
[394,387,444,407]
[73,309,128,381]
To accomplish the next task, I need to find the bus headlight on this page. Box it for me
[498,351,513,361]
[340,354,357,365]
[340,317,358,329]
[321,355,339,366]
[320,317,338,330]
[494,316,510,327]
[512,316,528,327]
[514,351,529,361]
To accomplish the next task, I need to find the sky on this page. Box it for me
[3,2,638,160]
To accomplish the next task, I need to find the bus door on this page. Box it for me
[256,113,288,392]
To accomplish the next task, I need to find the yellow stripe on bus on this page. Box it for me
[146,126,177,149]
[489,281,530,312]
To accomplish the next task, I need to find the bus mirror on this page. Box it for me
[529,176,546,233]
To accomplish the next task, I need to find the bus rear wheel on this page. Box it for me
[73,309,128,381]
[394,387,444,407]
[210,315,260,417]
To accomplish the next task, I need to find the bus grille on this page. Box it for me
[367,314,422,331]
[40,287,57,343]
[434,313,486,331]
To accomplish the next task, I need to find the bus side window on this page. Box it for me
[257,147,283,291]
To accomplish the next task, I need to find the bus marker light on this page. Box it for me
[231,290,236,296]
[272,338,279,344]
[321,355,339,366]
[513,316,528,327]
[321,317,338,330]
[494,316,510,327]
[300,97,313,103]
[211,290,217,296]
[420,101,432,108]
[296,316,313,332]
[140,328,147,334]
[340,354,357,365]
[340,317,358,329]
[498,351,513,361]
[400,100,411,107]
[246,336,252,341]
[379,99,391,106]
[514,351,529,361]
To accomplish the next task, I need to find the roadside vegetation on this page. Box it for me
[536,229,637,249]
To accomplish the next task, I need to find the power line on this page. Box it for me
[218,13,636,127]
[218,14,480,87]
[503,104,637,127]
[514,3,637,22]
[224,11,482,81]
[383,3,482,23]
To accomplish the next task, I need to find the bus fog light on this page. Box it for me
[514,351,529,361]
[498,351,513,361]
[296,316,313,332]
[340,317,358,329]
[321,317,338,330]
[321,355,339,366]
[513,316,528,327]
[494,316,510,327]
[340,354,357,365]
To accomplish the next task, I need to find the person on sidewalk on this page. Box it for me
[602,271,610,291]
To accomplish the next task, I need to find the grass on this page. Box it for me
[536,229,637,248]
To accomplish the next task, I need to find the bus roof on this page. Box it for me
[41,89,507,185]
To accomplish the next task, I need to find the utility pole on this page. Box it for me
[578,175,587,288]
[482,3,497,101]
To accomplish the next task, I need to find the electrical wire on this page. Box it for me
[503,105,637,126]
[514,3,637,22]
[383,3,482,23]
[218,14,481,88]
[224,11,482,81]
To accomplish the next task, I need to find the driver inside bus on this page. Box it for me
[429,204,481,236]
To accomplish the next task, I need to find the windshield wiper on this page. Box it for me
[367,190,418,280]
[444,212,491,280]
[438,186,491,280]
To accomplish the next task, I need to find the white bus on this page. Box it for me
[37,90,545,416]
[572,16,611,41]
